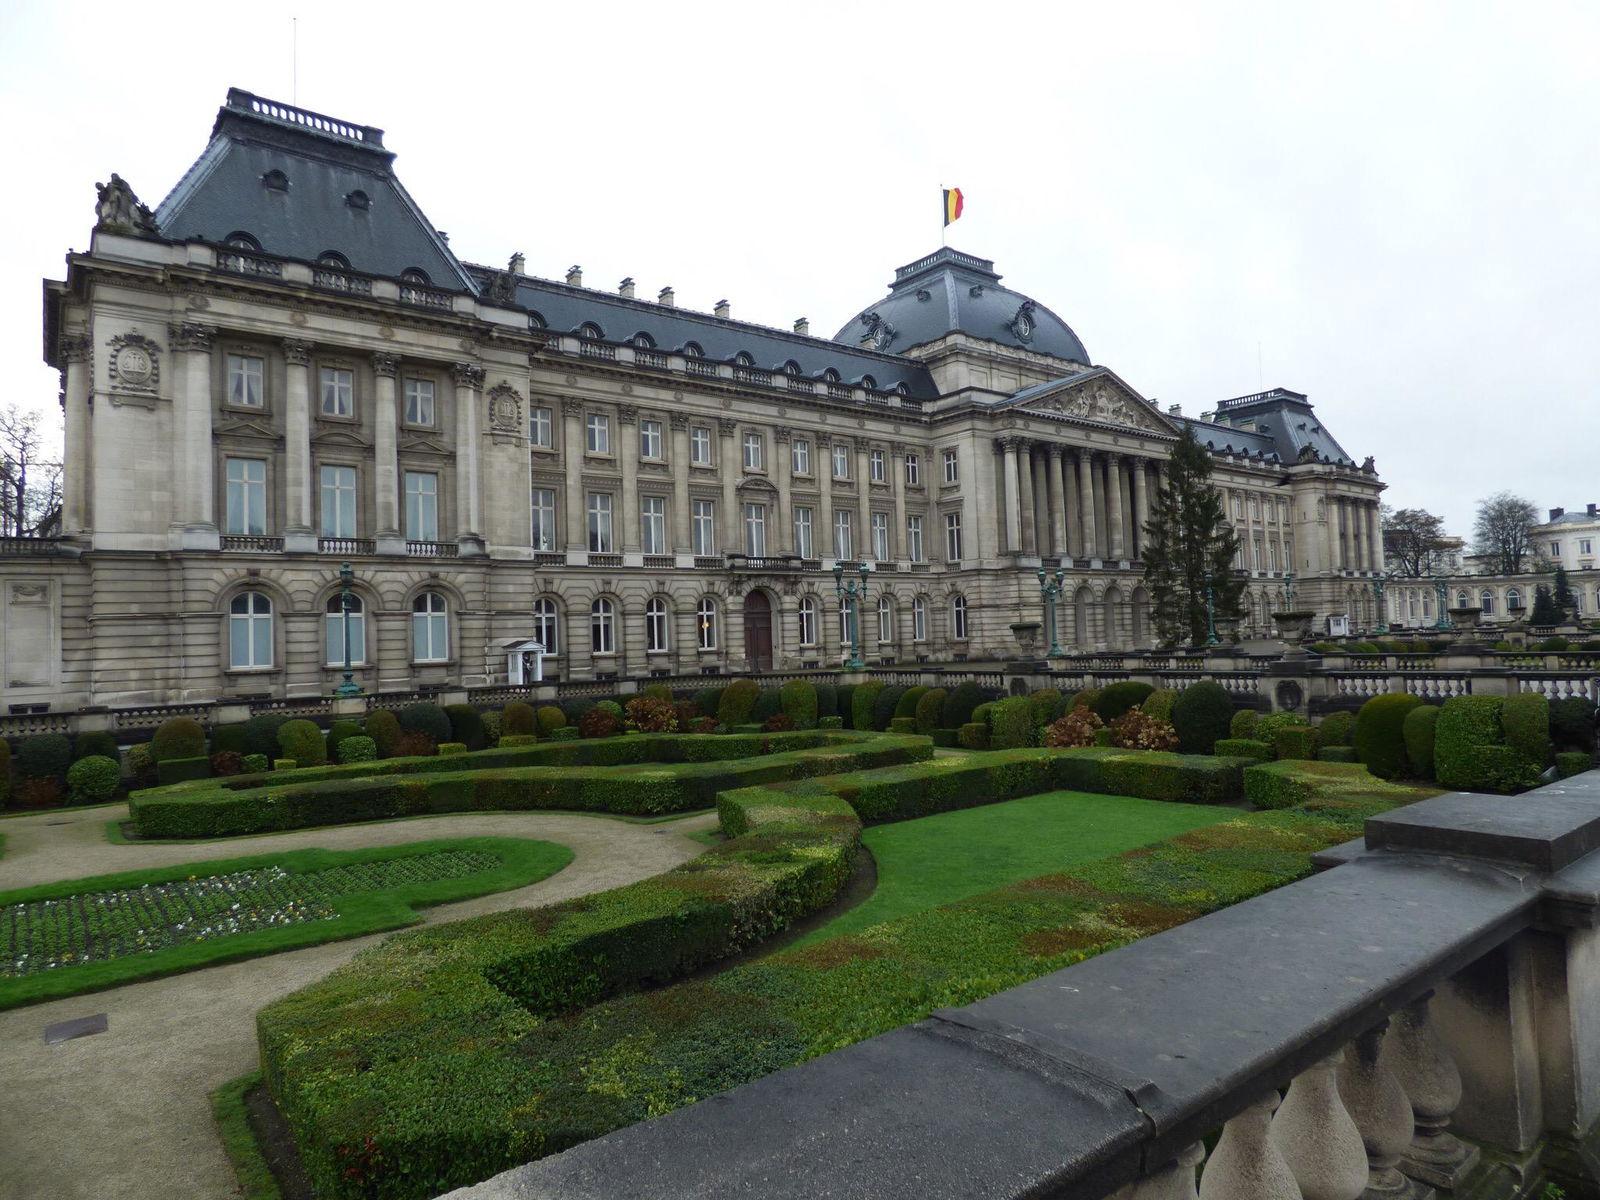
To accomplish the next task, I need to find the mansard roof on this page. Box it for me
[1191,387,1356,467]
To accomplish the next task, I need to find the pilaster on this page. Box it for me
[371,352,401,552]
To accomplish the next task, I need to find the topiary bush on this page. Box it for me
[1318,746,1358,763]
[274,759,297,772]
[241,753,269,775]
[16,733,71,782]
[392,731,437,758]
[439,705,485,752]
[957,722,990,750]
[1403,705,1440,779]
[1072,688,1102,712]
[1229,709,1261,739]
[818,715,844,731]
[438,742,468,757]
[1093,681,1155,721]
[887,716,917,735]
[970,702,995,729]
[1501,693,1552,773]
[150,717,206,764]
[500,734,538,749]
[1027,689,1064,730]
[1557,751,1593,779]
[1043,708,1103,748]
[1142,689,1179,723]
[1352,694,1422,780]
[763,712,797,733]
[872,686,907,732]
[852,681,885,732]
[1171,681,1233,755]
[836,685,857,729]
[989,697,1036,749]
[73,730,120,762]
[337,736,377,765]
[503,702,537,736]
[277,719,328,767]
[1107,709,1179,751]
[1317,712,1356,748]
[325,720,364,764]
[399,703,452,746]
[717,679,761,727]
[575,706,621,738]
[1254,712,1310,743]
[941,682,983,730]
[365,710,402,758]
[914,688,947,735]
[625,696,678,733]
[1270,726,1318,762]
[752,688,784,726]
[66,755,121,804]
[480,710,502,747]
[641,683,674,703]
[780,680,819,730]
[895,686,928,720]
[1214,738,1273,762]
[692,687,725,721]
[537,706,567,735]
[157,756,211,786]
[1549,698,1598,753]
[1435,696,1506,791]
[814,683,839,721]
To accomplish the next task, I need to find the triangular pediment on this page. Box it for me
[214,417,281,443]
[1008,368,1177,435]
[311,427,374,450]
[399,434,450,456]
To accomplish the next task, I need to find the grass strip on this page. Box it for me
[211,1071,283,1200]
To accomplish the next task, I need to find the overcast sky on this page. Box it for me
[3,1,1595,537]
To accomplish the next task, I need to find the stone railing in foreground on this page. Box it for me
[445,769,1600,1200]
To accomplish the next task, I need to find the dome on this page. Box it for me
[832,247,1089,363]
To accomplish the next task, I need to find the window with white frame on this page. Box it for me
[870,449,885,482]
[945,511,963,562]
[229,592,273,669]
[533,597,560,653]
[905,453,920,486]
[585,413,610,454]
[697,596,718,650]
[913,596,927,641]
[404,472,438,541]
[792,438,811,475]
[793,506,813,558]
[690,425,712,465]
[1506,588,1522,610]
[951,593,969,639]
[227,354,264,408]
[692,499,716,555]
[645,596,669,652]
[744,503,767,556]
[590,597,615,653]
[877,595,893,642]
[1552,541,1562,557]
[411,592,449,662]
[319,465,357,537]
[224,458,267,535]
[529,405,553,448]
[324,594,366,666]
[838,596,856,646]
[587,492,614,552]
[834,510,853,560]
[871,512,890,561]
[742,431,765,471]
[319,367,354,417]
[907,515,924,562]
[942,449,959,484]
[641,495,666,554]
[1582,539,1593,555]
[531,488,556,551]
[403,377,435,425]
[798,596,817,646]
[640,419,663,460]
[1480,590,1495,615]
[833,444,850,479]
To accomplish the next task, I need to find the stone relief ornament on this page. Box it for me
[93,174,157,235]
[486,383,524,438]
[106,333,161,392]
[1006,300,1037,344]
[857,311,897,352]
[1040,380,1162,432]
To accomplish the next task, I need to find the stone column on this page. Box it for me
[1046,445,1068,558]
[59,335,92,535]
[451,363,485,551]
[1018,443,1037,555]
[1368,502,1384,574]
[371,353,401,551]
[1077,449,1098,559]
[281,337,314,550]
[719,418,739,555]
[1323,493,1340,575]
[855,438,873,560]
[1106,453,1126,561]
[890,441,908,560]
[1131,458,1149,561]
[817,438,834,562]
[1380,992,1479,1190]
[1001,439,1022,554]
[562,400,585,554]
[1062,449,1081,559]
[1109,1143,1203,1200]
[1032,446,1052,556]
[774,429,794,555]
[618,404,640,553]
[670,414,691,555]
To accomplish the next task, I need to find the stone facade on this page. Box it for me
[5,88,1387,710]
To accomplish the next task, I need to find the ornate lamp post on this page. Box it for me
[335,561,362,697]
[1202,570,1220,647]
[833,561,870,670]
[1373,574,1389,635]
[1036,568,1066,657]
[1431,573,1452,632]
[1284,570,1297,611]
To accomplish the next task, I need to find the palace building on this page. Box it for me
[3,88,1389,710]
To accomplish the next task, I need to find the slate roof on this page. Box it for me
[1190,387,1358,466]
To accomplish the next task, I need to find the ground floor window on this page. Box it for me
[412,592,449,662]
[229,591,273,669]
[324,595,366,666]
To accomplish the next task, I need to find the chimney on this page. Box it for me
[794,317,810,336]
[1550,507,1565,521]
[1167,403,1183,417]
[1588,503,1597,517]
[714,299,730,319]
[618,277,635,299]
[508,252,525,275]
[566,265,583,287]
[657,286,675,307]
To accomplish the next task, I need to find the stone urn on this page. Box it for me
[1214,615,1243,647]
[1009,620,1042,660]
[1272,610,1316,660]
[1447,606,1483,644]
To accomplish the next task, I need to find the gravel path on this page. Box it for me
[0,805,717,1200]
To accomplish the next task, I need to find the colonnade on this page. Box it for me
[996,438,1161,563]
[1327,495,1383,573]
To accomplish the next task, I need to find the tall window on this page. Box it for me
[942,449,959,484]
[319,465,357,537]
[1551,541,1562,557]
[869,449,885,482]
[645,596,669,652]
[906,515,924,563]
[641,496,666,554]
[833,444,850,479]
[744,503,767,556]
[227,354,264,408]
[792,438,811,475]
[692,499,716,555]
[871,512,890,561]
[640,419,663,460]
[529,405,553,448]
[697,596,718,650]
[877,595,893,642]
[905,453,920,486]
[319,367,353,417]
[834,510,853,560]
[403,378,435,425]
[838,596,856,646]
[798,596,817,646]
[404,472,438,541]
[224,458,266,535]
[587,492,614,552]
[913,596,927,642]
[412,592,449,662]
[531,488,556,551]
[585,413,610,454]
[742,431,765,471]
[324,594,365,666]
[228,592,273,669]
[590,598,614,653]
[945,512,963,562]
[532,597,559,653]
[690,425,712,465]
[951,593,968,639]
[793,506,813,558]
[1507,588,1523,610]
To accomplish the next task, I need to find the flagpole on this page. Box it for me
[940,185,946,248]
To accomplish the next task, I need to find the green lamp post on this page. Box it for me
[1373,574,1389,635]
[1203,570,1220,647]
[1431,573,1452,632]
[1036,567,1066,657]
[833,561,870,670]
[335,561,362,697]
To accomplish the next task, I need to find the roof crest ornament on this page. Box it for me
[95,175,157,236]
[857,311,897,352]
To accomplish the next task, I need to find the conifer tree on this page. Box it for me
[1553,565,1576,616]
[1141,427,1245,647]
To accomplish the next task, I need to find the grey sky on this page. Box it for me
[3,1,1595,539]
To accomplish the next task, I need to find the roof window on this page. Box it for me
[261,169,288,192]
[345,190,370,210]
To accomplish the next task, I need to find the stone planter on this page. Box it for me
[1009,621,1042,660]
[1272,611,1316,660]
[1448,606,1483,644]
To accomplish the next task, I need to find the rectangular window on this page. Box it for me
[641,495,666,554]
[792,438,811,475]
[404,471,438,541]
[834,510,853,560]
[907,515,924,563]
[319,367,353,417]
[904,453,920,486]
[318,464,357,537]
[692,499,716,555]
[640,419,663,460]
[529,405,553,449]
[403,377,435,425]
[587,492,614,552]
[1253,537,1263,571]
[690,425,712,465]
[1552,541,1562,557]
[585,413,610,454]
[531,487,556,551]
[871,512,889,561]
[793,506,813,558]
[870,449,885,483]
[833,444,850,479]
[744,503,767,556]
[227,354,264,408]
[913,597,927,642]
[224,458,267,535]
[942,449,959,484]
[1583,539,1593,555]
[1268,540,1278,571]
[945,512,963,562]
[742,431,764,471]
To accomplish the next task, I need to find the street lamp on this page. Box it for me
[1202,570,1220,647]
[1430,572,1452,632]
[833,561,870,670]
[1373,574,1389,635]
[1036,568,1066,657]
[335,561,362,697]
[1284,570,1296,610]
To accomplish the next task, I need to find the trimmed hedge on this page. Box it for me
[326,721,363,764]
[1093,681,1154,721]
[537,706,567,734]
[835,685,857,729]
[1352,694,1422,780]
[337,736,377,765]
[1142,689,1179,723]
[1317,712,1355,748]
[277,720,328,768]
[1029,689,1064,729]
[1215,738,1273,762]
[941,681,983,730]
[989,697,1036,749]
[399,704,451,745]
[209,724,251,757]
[815,684,839,721]
[780,680,819,730]
[1403,705,1440,780]
[895,686,928,720]
[1245,758,1429,812]
[1318,746,1358,763]
[752,688,784,726]
[1550,698,1597,753]
[888,717,917,735]
[73,730,120,762]
[1435,696,1507,792]
[157,756,211,786]
[445,705,489,752]
[1270,726,1318,762]
[365,710,402,758]
[914,688,947,735]
[66,756,121,804]
[1557,751,1593,779]
[1501,693,1551,772]
[872,686,907,732]
[502,702,537,736]
[1229,709,1261,739]
[958,723,989,749]
[1171,681,1233,755]
[717,680,761,727]
[151,717,206,764]
[852,681,885,732]
[16,733,72,782]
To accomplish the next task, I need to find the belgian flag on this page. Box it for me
[943,187,964,227]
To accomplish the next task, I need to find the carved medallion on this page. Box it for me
[107,333,160,391]
[486,383,524,437]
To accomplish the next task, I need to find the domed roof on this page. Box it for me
[832,247,1089,364]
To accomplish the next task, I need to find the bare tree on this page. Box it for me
[1381,505,1447,576]
[1472,491,1539,576]
[0,403,62,537]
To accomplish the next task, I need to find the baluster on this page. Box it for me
[1271,1051,1367,1200]
[1200,1092,1301,1200]
[1111,1142,1203,1200]
[1338,1023,1427,1198]
[1380,993,1479,1189]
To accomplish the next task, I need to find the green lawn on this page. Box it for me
[800,790,1233,944]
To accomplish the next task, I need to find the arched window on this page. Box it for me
[324,594,366,667]
[784,360,803,376]
[578,323,604,341]
[913,596,928,642]
[401,268,432,285]
[860,374,877,391]
[591,598,615,654]
[697,596,718,650]
[261,170,288,192]
[1456,591,1470,609]
[229,592,273,669]
[1480,590,1496,615]
[877,596,894,643]
[645,596,669,653]
[822,368,841,383]
[224,231,261,251]
[345,190,370,210]
[412,592,449,662]
[527,311,547,331]
[631,332,655,349]
[838,597,857,646]
[533,597,560,653]
[683,342,704,357]
[951,594,968,640]
[1507,588,1523,610]
[317,251,351,270]
[734,351,754,367]
[797,596,817,646]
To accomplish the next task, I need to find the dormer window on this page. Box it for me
[318,252,351,270]
[345,190,370,210]
[401,268,431,285]
[578,323,604,341]
[734,352,754,367]
[631,333,655,348]
[822,368,841,383]
[783,361,803,376]
[224,231,262,251]
[683,342,704,357]
[261,170,288,192]
[860,374,877,391]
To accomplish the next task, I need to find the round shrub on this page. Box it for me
[692,687,725,721]
[1435,696,1506,792]
[480,710,502,746]
[896,686,928,720]
[763,712,796,733]
[1072,688,1102,712]
[717,679,761,727]
[578,706,622,738]
[337,735,378,764]
[1317,711,1356,748]
[16,733,71,782]
[971,702,995,729]
[73,730,120,762]
[1352,694,1423,780]
[1403,705,1441,779]
[989,696,1036,749]
[852,681,886,732]
[1270,725,1318,761]
[1229,709,1261,739]
[836,685,857,729]
[210,750,244,777]
[1142,689,1179,723]
[958,722,990,750]
[1171,681,1233,755]
[1044,708,1103,748]
[941,682,983,730]
[1549,698,1597,753]
[642,683,674,703]
[1108,709,1179,751]
[124,743,156,789]
[872,686,907,731]
[399,703,452,745]
[365,709,402,758]
[914,688,947,735]
[752,688,784,725]
[326,720,364,763]
[503,702,537,736]
[393,730,438,758]
[596,700,625,721]
[537,706,567,734]
[444,704,488,752]
[150,717,206,764]
[814,683,839,720]
[1501,693,1551,772]
[277,719,328,767]
[780,680,819,729]
[1093,681,1155,721]
[1028,689,1064,729]
[241,753,269,775]
[66,756,120,804]
[625,696,678,733]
